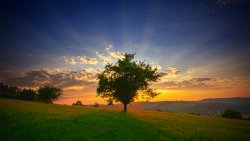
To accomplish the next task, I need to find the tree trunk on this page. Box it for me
[123,104,127,112]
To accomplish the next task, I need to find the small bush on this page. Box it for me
[72,100,85,106]
[222,109,242,119]
[93,102,99,107]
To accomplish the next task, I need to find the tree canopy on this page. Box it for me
[97,53,160,112]
[0,83,21,99]
[20,88,36,101]
[37,86,62,104]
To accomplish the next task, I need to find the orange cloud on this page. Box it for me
[109,51,124,59]
[77,56,98,64]
[95,51,111,63]
[64,56,77,65]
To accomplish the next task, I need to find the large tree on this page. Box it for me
[97,53,160,112]
[37,86,62,104]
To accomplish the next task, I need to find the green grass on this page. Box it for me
[0,99,250,141]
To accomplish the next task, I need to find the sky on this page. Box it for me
[1,0,250,105]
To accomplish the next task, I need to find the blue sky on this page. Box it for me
[1,0,250,104]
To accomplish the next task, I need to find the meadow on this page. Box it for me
[0,99,250,141]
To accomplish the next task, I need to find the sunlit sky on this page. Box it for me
[1,0,249,105]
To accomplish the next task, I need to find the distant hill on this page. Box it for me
[102,97,250,118]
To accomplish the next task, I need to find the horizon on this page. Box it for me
[1,0,250,105]
[55,97,250,105]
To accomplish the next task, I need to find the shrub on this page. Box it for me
[72,100,85,106]
[222,109,242,119]
[93,102,99,107]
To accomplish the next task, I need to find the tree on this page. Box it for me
[97,53,160,112]
[72,100,84,106]
[20,88,36,101]
[0,83,21,99]
[37,86,62,104]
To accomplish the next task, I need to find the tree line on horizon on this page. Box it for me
[0,83,62,104]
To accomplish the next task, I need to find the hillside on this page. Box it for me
[103,97,250,117]
[0,99,250,141]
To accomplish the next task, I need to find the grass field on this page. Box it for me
[0,99,250,141]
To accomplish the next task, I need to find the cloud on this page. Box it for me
[156,77,214,89]
[95,44,125,64]
[5,68,98,89]
[180,78,213,88]
[95,51,111,62]
[166,67,181,76]
[155,76,250,90]
[85,67,97,73]
[159,67,181,78]
[41,67,70,74]
[77,56,98,64]
[103,44,125,59]
[0,68,23,81]
[153,65,162,70]
[6,69,53,87]
[63,86,86,91]
[109,51,125,59]
[64,55,98,65]
[64,56,77,65]
[217,0,245,6]
[105,44,113,51]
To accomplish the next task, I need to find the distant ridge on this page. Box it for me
[102,97,250,118]
[201,97,250,101]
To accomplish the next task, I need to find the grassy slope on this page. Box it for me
[0,99,250,141]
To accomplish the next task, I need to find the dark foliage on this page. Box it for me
[107,98,113,106]
[19,88,37,101]
[93,102,99,107]
[222,109,242,119]
[72,100,85,106]
[0,83,21,99]
[37,86,62,104]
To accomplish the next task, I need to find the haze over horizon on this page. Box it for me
[1,0,249,105]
